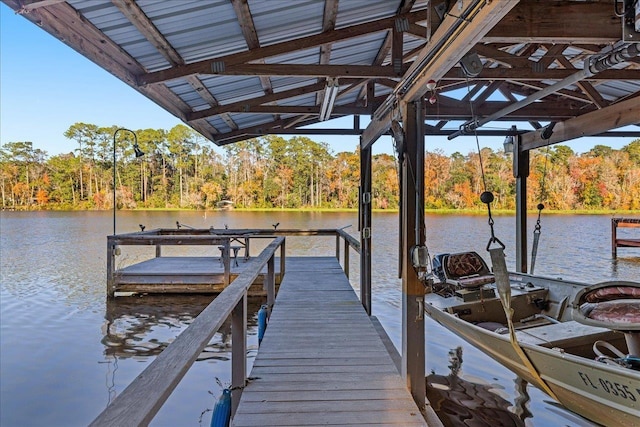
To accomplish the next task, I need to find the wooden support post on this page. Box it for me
[514,136,530,273]
[155,245,161,258]
[223,239,231,286]
[107,237,116,298]
[359,143,372,315]
[266,255,275,312]
[231,292,247,417]
[612,219,618,259]
[344,238,350,278]
[401,100,426,409]
[280,239,286,279]
[336,234,340,260]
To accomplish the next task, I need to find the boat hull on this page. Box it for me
[425,303,640,426]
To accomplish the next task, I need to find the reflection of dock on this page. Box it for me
[103,295,263,359]
[612,218,640,258]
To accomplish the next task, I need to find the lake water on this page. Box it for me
[1,211,638,426]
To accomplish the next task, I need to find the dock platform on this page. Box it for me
[612,218,640,258]
[232,257,428,426]
[114,256,282,295]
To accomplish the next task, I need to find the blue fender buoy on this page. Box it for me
[210,388,231,427]
[258,304,268,345]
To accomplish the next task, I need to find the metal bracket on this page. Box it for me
[362,192,371,204]
[362,227,371,239]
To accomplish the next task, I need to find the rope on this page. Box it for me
[463,75,502,250]
[489,247,559,401]
[462,76,557,399]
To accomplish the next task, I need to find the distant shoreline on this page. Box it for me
[2,207,639,215]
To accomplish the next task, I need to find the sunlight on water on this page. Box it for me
[1,211,637,426]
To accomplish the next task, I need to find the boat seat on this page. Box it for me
[443,251,495,289]
[572,282,640,356]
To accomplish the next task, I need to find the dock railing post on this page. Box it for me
[231,292,247,417]
[280,238,286,279]
[155,244,161,258]
[344,237,350,278]
[612,218,618,259]
[107,237,116,297]
[335,234,340,260]
[223,238,231,286]
[266,255,275,314]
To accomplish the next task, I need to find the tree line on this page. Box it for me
[1,122,639,211]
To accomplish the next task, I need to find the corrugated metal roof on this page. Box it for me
[11,0,640,145]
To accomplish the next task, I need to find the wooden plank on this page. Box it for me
[238,389,415,402]
[239,380,408,393]
[233,410,426,426]
[232,256,427,426]
[237,399,419,413]
[249,365,399,375]
[521,96,640,150]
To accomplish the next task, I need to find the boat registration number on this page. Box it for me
[578,371,638,402]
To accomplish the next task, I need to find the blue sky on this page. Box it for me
[1,3,637,158]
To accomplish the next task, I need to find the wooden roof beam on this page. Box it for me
[505,80,592,104]
[521,97,640,150]
[481,0,619,44]
[205,64,401,78]
[114,0,184,66]
[362,0,520,148]
[139,9,429,85]
[190,104,374,116]
[316,0,339,108]
[16,0,65,13]
[188,81,327,121]
[536,44,567,70]
[231,0,273,98]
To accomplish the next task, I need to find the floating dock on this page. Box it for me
[232,257,428,426]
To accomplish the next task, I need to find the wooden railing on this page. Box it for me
[107,232,233,296]
[95,227,361,425]
[91,237,285,426]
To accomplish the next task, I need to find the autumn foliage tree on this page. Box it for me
[1,125,639,212]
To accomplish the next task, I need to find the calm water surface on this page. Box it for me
[1,211,638,426]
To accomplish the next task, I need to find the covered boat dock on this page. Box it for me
[5,0,639,425]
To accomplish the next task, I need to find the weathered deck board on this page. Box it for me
[232,257,428,426]
[112,256,283,294]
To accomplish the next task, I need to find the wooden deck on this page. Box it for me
[232,257,428,426]
[114,256,282,295]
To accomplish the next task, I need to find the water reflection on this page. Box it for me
[102,295,262,360]
[427,346,527,426]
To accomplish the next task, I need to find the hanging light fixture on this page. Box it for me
[319,78,339,121]
[133,143,145,158]
[426,79,438,104]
